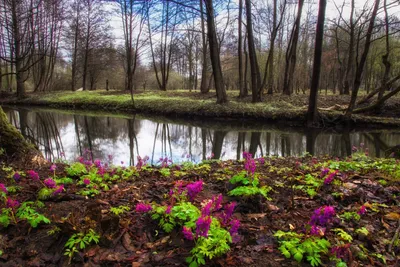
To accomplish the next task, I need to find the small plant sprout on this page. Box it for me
[64,229,100,263]
[110,205,130,216]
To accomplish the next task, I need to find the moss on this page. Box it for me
[0,107,40,161]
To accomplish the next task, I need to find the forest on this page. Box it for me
[0,0,400,266]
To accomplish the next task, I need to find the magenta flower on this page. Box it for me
[166,205,172,214]
[310,206,336,226]
[53,184,64,195]
[242,152,256,175]
[196,216,212,237]
[309,225,325,236]
[257,157,265,165]
[13,172,21,182]
[320,167,330,177]
[229,219,240,236]
[182,226,194,240]
[352,146,358,152]
[44,178,57,188]
[212,194,223,211]
[135,203,152,213]
[6,198,20,208]
[83,178,91,185]
[324,171,337,185]
[186,180,203,201]
[94,159,101,168]
[201,201,213,216]
[50,164,57,172]
[0,183,7,193]
[27,170,40,181]
[357,205,366,215]
[136,155,149,170]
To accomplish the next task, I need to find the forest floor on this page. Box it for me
[1,90,400,127]
[0,150,399,266]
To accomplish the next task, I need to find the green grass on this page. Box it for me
[2,90,400,127]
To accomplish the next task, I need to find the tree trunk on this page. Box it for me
[245,0,262,103]
[0,107,44,165]
[238,0,246,98]
[200,0,209,94]
[345,0,380,118]
[307,0,327,127]
[342,0,355,95]
[205,0,227,104]
[282,0,304,96]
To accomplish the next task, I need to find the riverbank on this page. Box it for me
[1,90,400,127]
[0,152,399,266]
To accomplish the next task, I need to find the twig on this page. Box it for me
[388,219,400,253]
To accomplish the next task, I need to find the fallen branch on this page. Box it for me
[353,84,400,114]
[357,74,400,105]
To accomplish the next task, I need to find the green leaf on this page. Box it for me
[293,252,303,262]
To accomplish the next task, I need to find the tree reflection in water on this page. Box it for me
[4,107,400,164]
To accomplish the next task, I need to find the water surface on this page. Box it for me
[3,106,400,165]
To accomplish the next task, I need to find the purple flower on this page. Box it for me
[53,184,64,195]
[320,167,330,177]
[182,226,194,240]
[242,152,256,175]
[201,201,213,216]
[6,198,20,208]
[310,206,336,226]
[135,203,152,213]
[50,164,57,172]
[27,170,40,181]
[0,183,7,193]
[352,146,358,152]
[212,194,223,211]
[220,202,236,224]
[324,171,337,185]
[257,157,265,165]
[136,155,149,170]
[44,178,57,188]
[13,172,21,182]
[309,225,325,236]
[166,205,172,214]
[94,159,101,168]
[229,219,240,236]
[357,205,366,215]
[186,180,203,201]
[196,216,212,237]
[83,178,91,185]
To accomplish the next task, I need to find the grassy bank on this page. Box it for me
[1,90,400,127]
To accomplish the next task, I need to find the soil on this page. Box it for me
[0,154,399,267]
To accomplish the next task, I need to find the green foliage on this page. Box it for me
[187,218,232,267]
[294,174,324,198]
[6,186,21,194]
[110,205,130,216]
[229,172,272,200]
[355,227,369,236]
[159,168,171,177]
[55,177,74,185]
[332,229,353,242]
[274,230,331,267]
[66,162,87,177]
[0,208,11,227]
[64,229,100,261]
[16,201,51,228]
[121,167,138,180]
[340,212,360,222]
[38,187,54,200]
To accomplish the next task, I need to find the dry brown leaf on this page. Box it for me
[384,212,400,221]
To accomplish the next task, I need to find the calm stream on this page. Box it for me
[3,106,400,165]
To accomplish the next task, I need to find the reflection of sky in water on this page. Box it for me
[4,108,400,166]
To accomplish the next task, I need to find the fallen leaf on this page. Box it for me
[384,212,400,221]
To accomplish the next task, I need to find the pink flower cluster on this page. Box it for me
[310,206,336,227]
[44,178,57,189]
[135,203,152,213]
[186,180,203,201]
[196,216,212,237]
[0,183,7,193]
[6,198,20,208]
[136,155,149,170]
[53,185,64,195]
[243,152,256,176]
[27,170,40,181]
[357,205,366,215]
[323,170,338,185]
[159,157,172,168]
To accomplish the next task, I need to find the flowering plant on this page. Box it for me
[135,181,240,266]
